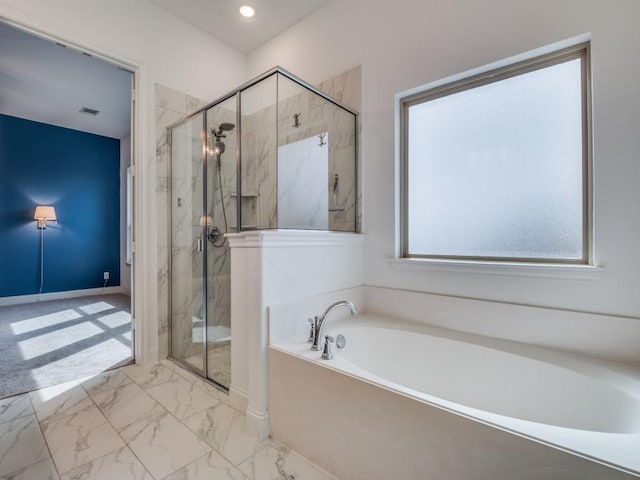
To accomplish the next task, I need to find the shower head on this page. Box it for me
[212,123,235,138]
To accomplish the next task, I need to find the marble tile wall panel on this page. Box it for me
[157,84,202,360]
[242,108,278,230]
[329,145,357,231]
[316,66,361,114]
[277,134,329,229]
[316,66,362,232]
[246,68,360,232]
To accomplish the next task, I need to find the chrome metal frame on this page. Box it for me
[399,43,592,264]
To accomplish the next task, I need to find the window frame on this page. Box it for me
[399,42,592,265]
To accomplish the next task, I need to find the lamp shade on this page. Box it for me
[33,205,57,220]
[199,215,213,226]
[34,206,57,221]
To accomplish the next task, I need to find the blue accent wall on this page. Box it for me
[0,114,121,297]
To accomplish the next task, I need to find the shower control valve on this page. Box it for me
[206,226,222,243]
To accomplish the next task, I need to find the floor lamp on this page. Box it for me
[34,205,57,294]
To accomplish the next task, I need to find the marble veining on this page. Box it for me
[91,382,165,430]
[121,362,179,389]
[1,361,334,480]
[41,405,124,474]
[79,370,133,397]
[0,415,50,477]
[117,410,211,480]
[238,443,337,480]
[183,403,268,466]
[29,381,94,425]
[163,450,247,480]
[277,133,329,230]
[59,446,152,480]
[145,376,220,420]
[0,395,32,424]
[1,458,59,480]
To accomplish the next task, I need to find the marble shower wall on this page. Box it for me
[240,67,360,232]
[317,66,362,232]
[277,133,329,229]
[156,84,208,361]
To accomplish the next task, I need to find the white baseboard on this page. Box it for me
[229,384,249,413]
[0,286,127,306]
[246,406,270,441]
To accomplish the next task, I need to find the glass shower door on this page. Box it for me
[204,97,236,388]
[170,112,205,374]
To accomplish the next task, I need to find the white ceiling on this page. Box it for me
[148,0,329,54]
[0,1,327,139]
[0,21,132,139]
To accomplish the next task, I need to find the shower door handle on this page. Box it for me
[197,238,203,252]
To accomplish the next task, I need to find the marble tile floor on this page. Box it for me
[0,360,337,480]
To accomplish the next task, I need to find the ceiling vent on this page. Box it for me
[79,107,100,116]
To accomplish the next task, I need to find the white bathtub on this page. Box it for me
[270,314,640,478]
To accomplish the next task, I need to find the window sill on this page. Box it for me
[389,258,604,280]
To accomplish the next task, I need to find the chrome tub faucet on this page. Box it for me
[310,300,357,351]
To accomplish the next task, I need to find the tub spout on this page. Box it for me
[311,300,357,351]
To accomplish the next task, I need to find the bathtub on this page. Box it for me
[269,314,640,479]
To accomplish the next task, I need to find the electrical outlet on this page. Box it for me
[103,272,110,280]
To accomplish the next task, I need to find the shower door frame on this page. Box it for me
[167,112,209,385]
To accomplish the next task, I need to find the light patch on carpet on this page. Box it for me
[98,311,131,329]
[18,322,104,360]
[79,301,114,315]
[10,309,82,335]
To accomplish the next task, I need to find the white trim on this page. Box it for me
[394,33,592,102]
[226,230,367,248]
[246,406,270,441]
[0,286,127,306]
[389,258,604,281]
[229,384,249,413]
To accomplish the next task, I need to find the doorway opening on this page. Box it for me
[0,20,137,398]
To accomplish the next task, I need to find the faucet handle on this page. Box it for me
[306,317,315,343]
[321,335,335,360]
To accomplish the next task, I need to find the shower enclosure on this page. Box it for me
[168,68,357,389]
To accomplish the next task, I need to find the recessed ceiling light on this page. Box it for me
[239,5,255,17]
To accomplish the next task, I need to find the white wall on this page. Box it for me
[248,0,640,318]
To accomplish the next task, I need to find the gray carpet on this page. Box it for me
[0,293,133,399]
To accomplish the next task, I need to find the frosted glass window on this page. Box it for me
[402,45,589,262]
